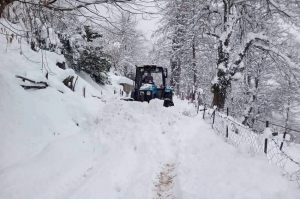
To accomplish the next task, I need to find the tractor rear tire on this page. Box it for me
[163,99,174,107]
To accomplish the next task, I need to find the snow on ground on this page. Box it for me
[0,27,300,198]
[177,113,300,199]
[2,96,300,199]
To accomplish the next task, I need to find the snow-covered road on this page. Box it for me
[1,99,299,199]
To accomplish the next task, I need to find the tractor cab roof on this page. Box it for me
[137,65,163,68]
[137,65,164,73]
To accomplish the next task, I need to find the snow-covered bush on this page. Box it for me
[60,26,112,85]
[77,50,111,85]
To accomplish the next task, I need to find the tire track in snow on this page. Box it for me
[153,163,177,199]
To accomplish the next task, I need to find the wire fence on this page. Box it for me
[202,106,300,188]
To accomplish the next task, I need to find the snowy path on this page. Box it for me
[153,163,177,199]
[65,99,300,199]
[1,99,299,199]
[177,118,300,199]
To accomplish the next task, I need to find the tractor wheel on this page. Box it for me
[163,99,174,107]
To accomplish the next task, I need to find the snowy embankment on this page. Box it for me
[0,31,299,198]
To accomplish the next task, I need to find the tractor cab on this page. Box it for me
[131,65,174,107]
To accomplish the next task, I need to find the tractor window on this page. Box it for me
[142,72,163,87]
[152,72,163,87]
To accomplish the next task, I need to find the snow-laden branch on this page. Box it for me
[254,43,299,71]
[14,0,133,11]
[267,0,300,18]
[233,32,268,67]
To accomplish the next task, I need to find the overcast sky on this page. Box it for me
[94,3,161,45]
[137,14,160,41]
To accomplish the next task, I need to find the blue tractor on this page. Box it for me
[130,65,174,107]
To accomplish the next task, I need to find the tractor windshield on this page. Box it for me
[142,71,163,87]
[135,66,166,91]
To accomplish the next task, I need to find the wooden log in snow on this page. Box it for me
[16,75,48,87]
[20,85,47,90]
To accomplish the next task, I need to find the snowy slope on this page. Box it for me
[76,71,129,98]
[0,31,103,171]
[0,26,299,198]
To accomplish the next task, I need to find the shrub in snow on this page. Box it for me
[59,26,112,85]
[77,50,111,85]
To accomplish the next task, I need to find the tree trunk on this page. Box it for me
[211,0,231,109]
[192,42,196,83]
[170,56,181,96]
[212,85,226,109]
[192,1,196,99]
[211,40,230,109]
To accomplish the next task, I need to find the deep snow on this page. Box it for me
[1,96,300,199]
[0,25,300,199]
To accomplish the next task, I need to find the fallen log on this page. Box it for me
[21,85,47,90]
[16,75,48,87]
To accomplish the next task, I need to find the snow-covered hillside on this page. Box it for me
[0,32,300,199]
[0,30,127,170]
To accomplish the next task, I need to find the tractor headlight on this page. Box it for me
[147,91,151,95]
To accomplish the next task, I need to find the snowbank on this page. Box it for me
[0,25,107,170]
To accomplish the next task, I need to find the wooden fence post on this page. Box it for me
[202,104,206,119]
[212,110,215,129]
[226,107,229,138]
[83,87,86,98]
[264,121,269,154]
[280,131,287,151]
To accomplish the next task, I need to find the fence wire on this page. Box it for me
[212,111,264,155]
[204,109,300,188]
[267,137,300,187]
